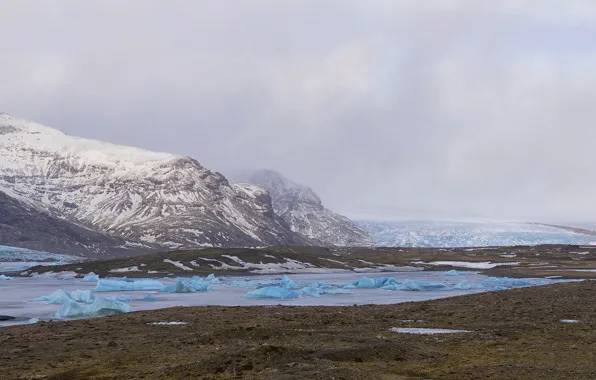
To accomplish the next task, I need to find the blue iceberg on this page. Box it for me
[401,280,451,291]
[33,289,73,304]
[247,286,300,300]
[280,274,298,289]
[160,279,197,293]
[81,274,100,282]
[28,318,40,324]
[205,274,221,284]
[143,294,158,301]
[453,280,473,290]
[70,290,96,304]
[55,297,130,319]
[305,281,333,289]
[189,280,210,292]
[375,277,400,287]
[444,270,461,276]
[95,279,163,292]
[380,283,403,291]
[352,276,377,288]
[301,287,321,297]
[480,277,532,289]
[106,295,133,303]
[0,275,13,280]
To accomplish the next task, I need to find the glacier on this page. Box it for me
[0,245,79,263]
[359,220,596,247]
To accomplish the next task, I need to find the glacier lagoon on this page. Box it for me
[358,220,596,247]
[0,271,565,326]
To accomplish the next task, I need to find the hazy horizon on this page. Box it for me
[2,1,596,222]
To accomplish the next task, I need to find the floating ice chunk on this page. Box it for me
[55,297,130,319]
[381,283,403,291]
[353,276,377,288]
[95,279,163,292]
[301,287,321,297]
[480,277,532,289]
[444,270,461,276]
[305,281,333,289]
[391,327,471,334]
[33,289,72,304]
[189,280,209,292]
[319,288,352,295]
[247,286,300,300]
[70,290,96,304]
[0,275,13,280]
[81,274,99,282]
[401,280,451,291]
[280,274,298,289]
[205,274,221,284]
[374,277,399,287]
[106,295,133,303]
[143,294,158,301]
[453,280,473,290]
[28,318,40,324]
[340,284,357,289]
[148,322,188,325]
[160,279,197,293]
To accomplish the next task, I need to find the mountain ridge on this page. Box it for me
[0,113,313,254]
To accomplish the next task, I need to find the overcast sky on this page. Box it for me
[2,1,596,222]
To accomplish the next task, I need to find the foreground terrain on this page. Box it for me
[2,281,594,379]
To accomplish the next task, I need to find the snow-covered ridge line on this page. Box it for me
[0,113,314,254]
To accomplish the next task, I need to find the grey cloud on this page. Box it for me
[1,1,596,222]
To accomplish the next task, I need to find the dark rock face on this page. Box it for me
[232,169,373,247]
[0,191,140,258]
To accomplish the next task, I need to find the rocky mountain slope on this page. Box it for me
[232,170,372,246]
[0,190,145,258]
[0,113,312,254]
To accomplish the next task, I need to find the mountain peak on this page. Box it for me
[231,169,372,247]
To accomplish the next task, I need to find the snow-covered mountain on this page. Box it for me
[359,220,596,247]
[0,113,312,254]
[232,169,372,246]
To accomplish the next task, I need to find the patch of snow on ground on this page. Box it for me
[163,259,193,271]
[412,261,520,269]
[109,266,141,273]
[391,327,471,334]
[560,319,580,323]
[148,322,188,325]
[322,258,350,266]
